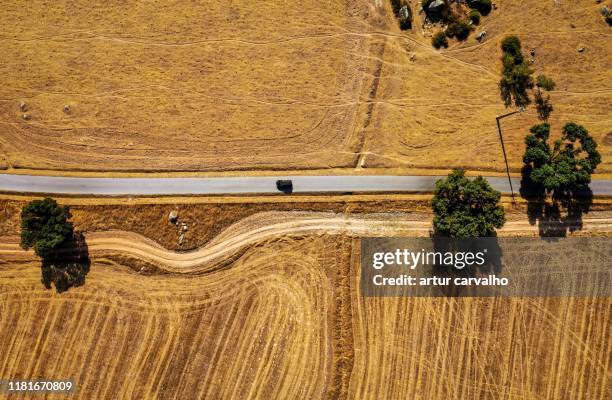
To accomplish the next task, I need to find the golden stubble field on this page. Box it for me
[0,0,609,174]
[0,205,610,399]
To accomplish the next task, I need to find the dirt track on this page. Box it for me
[2,211,611,273]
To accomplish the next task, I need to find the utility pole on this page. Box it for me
[495,110,521,204]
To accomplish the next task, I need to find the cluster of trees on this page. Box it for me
[20,198,89,292]
[427,0,492,48]
[432,120,600,237]
[498,34,558,119]
[520,122,600,236]
[522,122,601,196]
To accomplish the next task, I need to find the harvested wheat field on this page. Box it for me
[0,0,609,174]
[0,0,371,172]
[1,207,611,399]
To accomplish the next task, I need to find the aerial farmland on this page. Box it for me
[0,1,610,399]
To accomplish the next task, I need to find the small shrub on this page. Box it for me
[445,21,471,41]
[536,74,556,91]
[469,10,481,25]
[535,90,553,121]
[468,0,492,16]
[432,31,449,49]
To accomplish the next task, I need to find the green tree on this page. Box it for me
[468,0,492,15]
[534,90,553,121]
[20,198,73,259]
[522,122,601,194]
[501,36,523,60]
[445,21,472,41]
[536,74,556,91]
[469,10,481,25]
[432,31,449,49]
[432,169,506,237]
[499,36,534,108]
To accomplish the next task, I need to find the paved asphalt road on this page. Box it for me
[0,174,610,196]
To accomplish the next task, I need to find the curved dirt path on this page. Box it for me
[1,211,611,274]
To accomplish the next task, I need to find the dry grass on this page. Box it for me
[0,0,371,172]
[351,295,611,399]
[0,197,433,250]
[0,236,352,399]
[362,0,611,174]
[1,207,611,399]
[0,1,608,174]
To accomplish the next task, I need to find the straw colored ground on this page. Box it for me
[0,198,611,399]
[0,0,609,174]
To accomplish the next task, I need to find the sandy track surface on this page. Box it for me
[1,211,428,273]
[2,211,611,273]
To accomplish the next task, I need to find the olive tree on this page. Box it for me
[432,169,506,237]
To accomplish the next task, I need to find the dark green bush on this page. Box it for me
[469,10,481,25]
[534,90,553,121]
[445,21,471,41]
[501,36,522,59]
[468,0,492,16]
[432,31,449,49]
[536,74,556,91]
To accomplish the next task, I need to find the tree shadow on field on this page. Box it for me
[429,237,503,297]
[41,232,90,293]
[521,168,593,237]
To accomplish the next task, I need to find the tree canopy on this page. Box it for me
[20,198,73,259]
[522,122,601,195]
[432,169,506,237]
[499,35,534,108]
[468,0,492,16]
